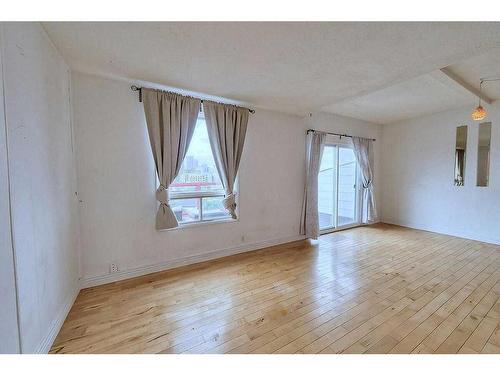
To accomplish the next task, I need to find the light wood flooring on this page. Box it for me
[50,224,500,354]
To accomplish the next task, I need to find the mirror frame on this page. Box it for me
[454,125,468,186]
[476,122,492,187]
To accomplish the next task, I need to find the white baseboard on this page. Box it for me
[35,284,79,354]
[381,218,500,245]
[80,234,306,289]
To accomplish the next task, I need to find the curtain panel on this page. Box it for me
[351,136,377,224]
[202,101,249,219]
[300,131,326,239]
[142,88,201,230]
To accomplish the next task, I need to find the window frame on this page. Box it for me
[168,192,239,225]
[167,112,238,226]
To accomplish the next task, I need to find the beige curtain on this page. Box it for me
[351,136,377,224]
[142,89,201,230]
[202,101,249,219]
[300,131,326,239]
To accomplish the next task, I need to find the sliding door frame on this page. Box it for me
[319,137,362,235]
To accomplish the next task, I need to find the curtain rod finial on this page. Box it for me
[131,85,142,102]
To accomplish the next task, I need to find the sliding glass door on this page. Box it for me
[318,146,336,230]
[318,144,359,232]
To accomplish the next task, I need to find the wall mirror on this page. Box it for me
[454,125,467,186]
[476,122,492,187]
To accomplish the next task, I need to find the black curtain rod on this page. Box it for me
[131,85,255,114]
[306,129,376,142]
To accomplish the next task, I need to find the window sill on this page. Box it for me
[159,217,239,231]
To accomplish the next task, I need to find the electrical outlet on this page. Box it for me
[110,263,118,273]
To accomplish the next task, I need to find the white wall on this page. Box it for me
[1,23,80,353]
[0,27,20,354]
[72,72,382,286]
[381,104,500,245]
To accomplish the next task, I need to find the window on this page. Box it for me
[169,114,232,224]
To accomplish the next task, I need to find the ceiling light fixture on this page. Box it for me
[471,77,500,121]
[471,80,486,121]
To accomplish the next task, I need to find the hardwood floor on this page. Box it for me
[50,224,500,354]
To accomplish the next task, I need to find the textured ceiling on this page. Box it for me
[445,47,500,100]
[322,73,476,124]
[42,22,500,119]
[325,48,500,124]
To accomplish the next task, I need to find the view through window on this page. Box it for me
[318,145,359,231]
[169,116,231,223]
